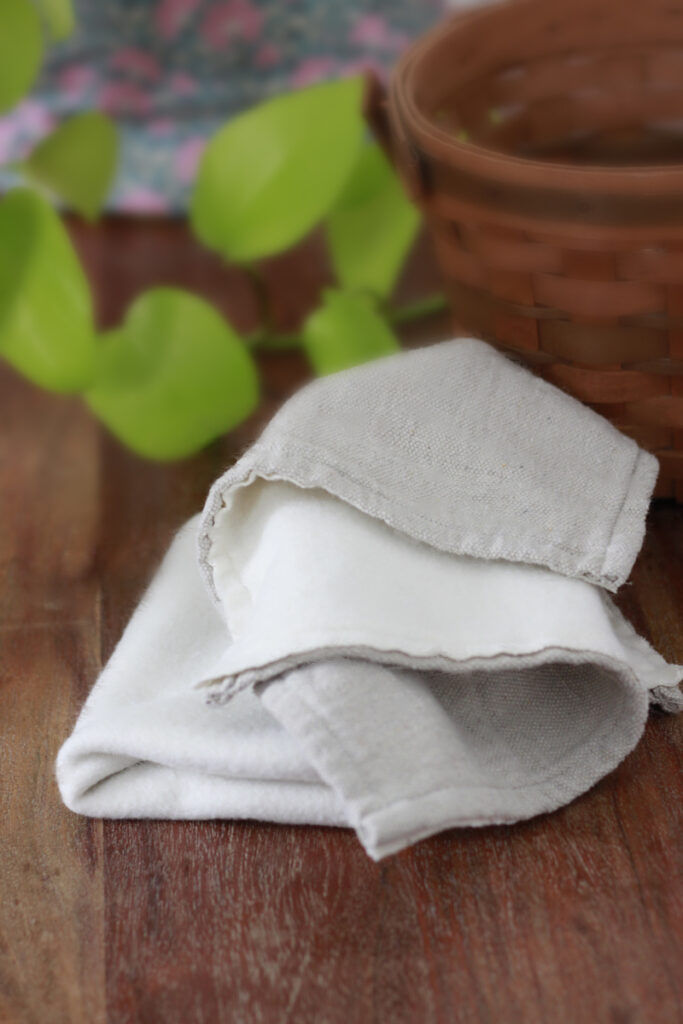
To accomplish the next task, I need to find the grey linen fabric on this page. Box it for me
[259,658,647,860]
[190,337,680,858]
[56,337,682,861]
[199,338,658,601]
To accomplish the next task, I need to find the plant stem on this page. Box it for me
[244,263,271,333]
[246,329,303,351]
[386,292,449,325]
[245,292,449,352]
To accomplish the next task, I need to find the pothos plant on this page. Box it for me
[0,0,444,460]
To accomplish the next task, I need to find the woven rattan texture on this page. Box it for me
[368,0,683,500]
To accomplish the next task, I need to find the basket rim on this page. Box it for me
[392,0,683,197]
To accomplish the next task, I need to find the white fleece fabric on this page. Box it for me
[57,516,344,825]
[56,339,683,860]
[57,490,682,860]
[199,480,674,700]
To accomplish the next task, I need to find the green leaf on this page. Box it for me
[0,188,95,392]
[191,76,365,263]
[37,0,75,40]
[303,290,399,376]
[21,113,118,220]
[326,143,420,299]
[86,289,259,460]
[0,0,43,114]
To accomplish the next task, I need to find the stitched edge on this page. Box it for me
[197,438,637,608]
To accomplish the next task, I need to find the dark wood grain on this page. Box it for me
[0,373,105,1024]
[0,217,681,1024]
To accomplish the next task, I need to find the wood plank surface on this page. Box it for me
[0,373,105,1024]
[0,218,681,1024]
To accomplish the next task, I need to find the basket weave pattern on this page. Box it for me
[368,0,683,500]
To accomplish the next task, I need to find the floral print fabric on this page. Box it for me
[0,0,444,212]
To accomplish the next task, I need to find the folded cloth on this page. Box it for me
[199,337,658,597]
[57,338,683,859]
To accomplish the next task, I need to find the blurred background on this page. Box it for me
[1,0,450,212]
[0,0,474,461]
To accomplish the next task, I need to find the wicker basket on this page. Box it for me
[365,0,683,500]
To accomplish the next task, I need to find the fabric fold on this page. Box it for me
[198,338,659,598]
[193,479,682,706]
[259,658,648,860]
[56,337,683,860]
[56,518,346,825]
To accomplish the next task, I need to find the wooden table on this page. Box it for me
[1,219,682,1024]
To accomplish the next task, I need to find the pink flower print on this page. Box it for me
[255,42,281,68]
[169,72,197,96]
[174,137,206,184]
[99,82,151,117]
[111,49,161,82]
[290,57,338,89]
[341,58,388,83]
[0,101,54,163]
[155,0,201,40]
[350,14,388,46]
[349,14,409,52]
[118,187,169,214]
[13,99,55,137]
[58,64,96,99]
[148,118,175,136]
[0,119,18,163]
[201,1,264,50]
